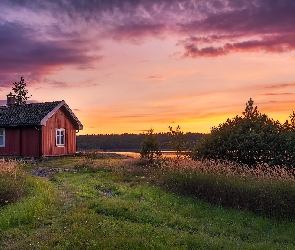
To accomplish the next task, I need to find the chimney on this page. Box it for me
[7,92,16,106]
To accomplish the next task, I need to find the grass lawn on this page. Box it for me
[1,155,295,249]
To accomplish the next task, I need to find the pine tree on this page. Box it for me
[12,77,31,105]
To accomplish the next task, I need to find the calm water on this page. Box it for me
[110,151,182,158]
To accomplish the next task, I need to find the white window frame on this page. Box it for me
[56,128,65,147]
[0,128,5,147]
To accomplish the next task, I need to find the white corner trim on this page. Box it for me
[40,101,65,126]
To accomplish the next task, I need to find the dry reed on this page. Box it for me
[157,158,295,219]
[162,158,295,182]
[0,160,26,206]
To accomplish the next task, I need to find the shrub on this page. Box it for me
[140,128,162,164]
[192,98,295,167]
[0,161,26,206]
[168,125,187,159]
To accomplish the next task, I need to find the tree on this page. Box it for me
[12,77,31,105]
[168,125,187,159]
[192,98,291,166]
[140,128,162,163]
[242,98,258,119]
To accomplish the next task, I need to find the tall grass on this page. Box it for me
[157,158,295,219]
[0,161,26,206]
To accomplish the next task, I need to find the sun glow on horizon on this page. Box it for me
[1,1,295,136]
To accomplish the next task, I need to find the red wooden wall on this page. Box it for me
[21,127,41,157]
[0,127,40,157]
[42,107,77,156]
[0,127,21,156]
[0,106,78,157]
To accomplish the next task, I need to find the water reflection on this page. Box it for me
[108,151,182,158]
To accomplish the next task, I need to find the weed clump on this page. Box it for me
[0,160,26,206]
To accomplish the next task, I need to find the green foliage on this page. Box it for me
[140,128,162,163]
[192,98,295,167]
[12,77,31,105]
[168,125,187,158]
[0,176,58,231]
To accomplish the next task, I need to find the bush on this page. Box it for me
[168,125,187,159]
[140,128,162,164]
[0,161,26,206]
[192,98,295,167]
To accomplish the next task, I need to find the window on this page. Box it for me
[56,128,65,147]
[0,128,5,147]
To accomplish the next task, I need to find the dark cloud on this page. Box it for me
[177,0,295,57]
[112,23,166,42]
[0,21,100,85]
[262,93,293,96]
[148,75,163,79]
[266,83,295,89]
[0,0,295,82]
[180,1,295,34]
[0,100,6,106]
[180,33,295,57]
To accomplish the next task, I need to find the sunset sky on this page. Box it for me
[1,0,295,135]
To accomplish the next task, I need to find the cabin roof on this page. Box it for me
[0,100,83,130]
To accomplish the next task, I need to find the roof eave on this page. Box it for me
[0,124,41,127]
[40,101,65,126]
[40,100,83,130]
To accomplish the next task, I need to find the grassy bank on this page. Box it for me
[157,159,295,219]
[1,154,295,249]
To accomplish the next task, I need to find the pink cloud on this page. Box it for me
[0,0,295,84]
[180,32,295,58]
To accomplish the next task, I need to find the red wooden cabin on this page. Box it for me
[0,95,83,157]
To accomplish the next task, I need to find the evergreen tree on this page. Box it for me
[12,77,31,105]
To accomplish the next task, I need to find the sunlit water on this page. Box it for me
[109,151,182,158]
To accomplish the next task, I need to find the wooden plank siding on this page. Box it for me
[0,127,21,156]
[42,107,77,156]
[20,126,40,157]
[0,127,41,157]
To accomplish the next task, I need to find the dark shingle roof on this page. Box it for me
[0,101,83,130]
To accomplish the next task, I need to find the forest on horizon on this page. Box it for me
[77,132,203,151]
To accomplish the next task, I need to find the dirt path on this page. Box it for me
[31,167,76,178]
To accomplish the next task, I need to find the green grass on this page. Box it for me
[1,155,295,249]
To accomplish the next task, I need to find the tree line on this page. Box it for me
[77,132,203,151]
